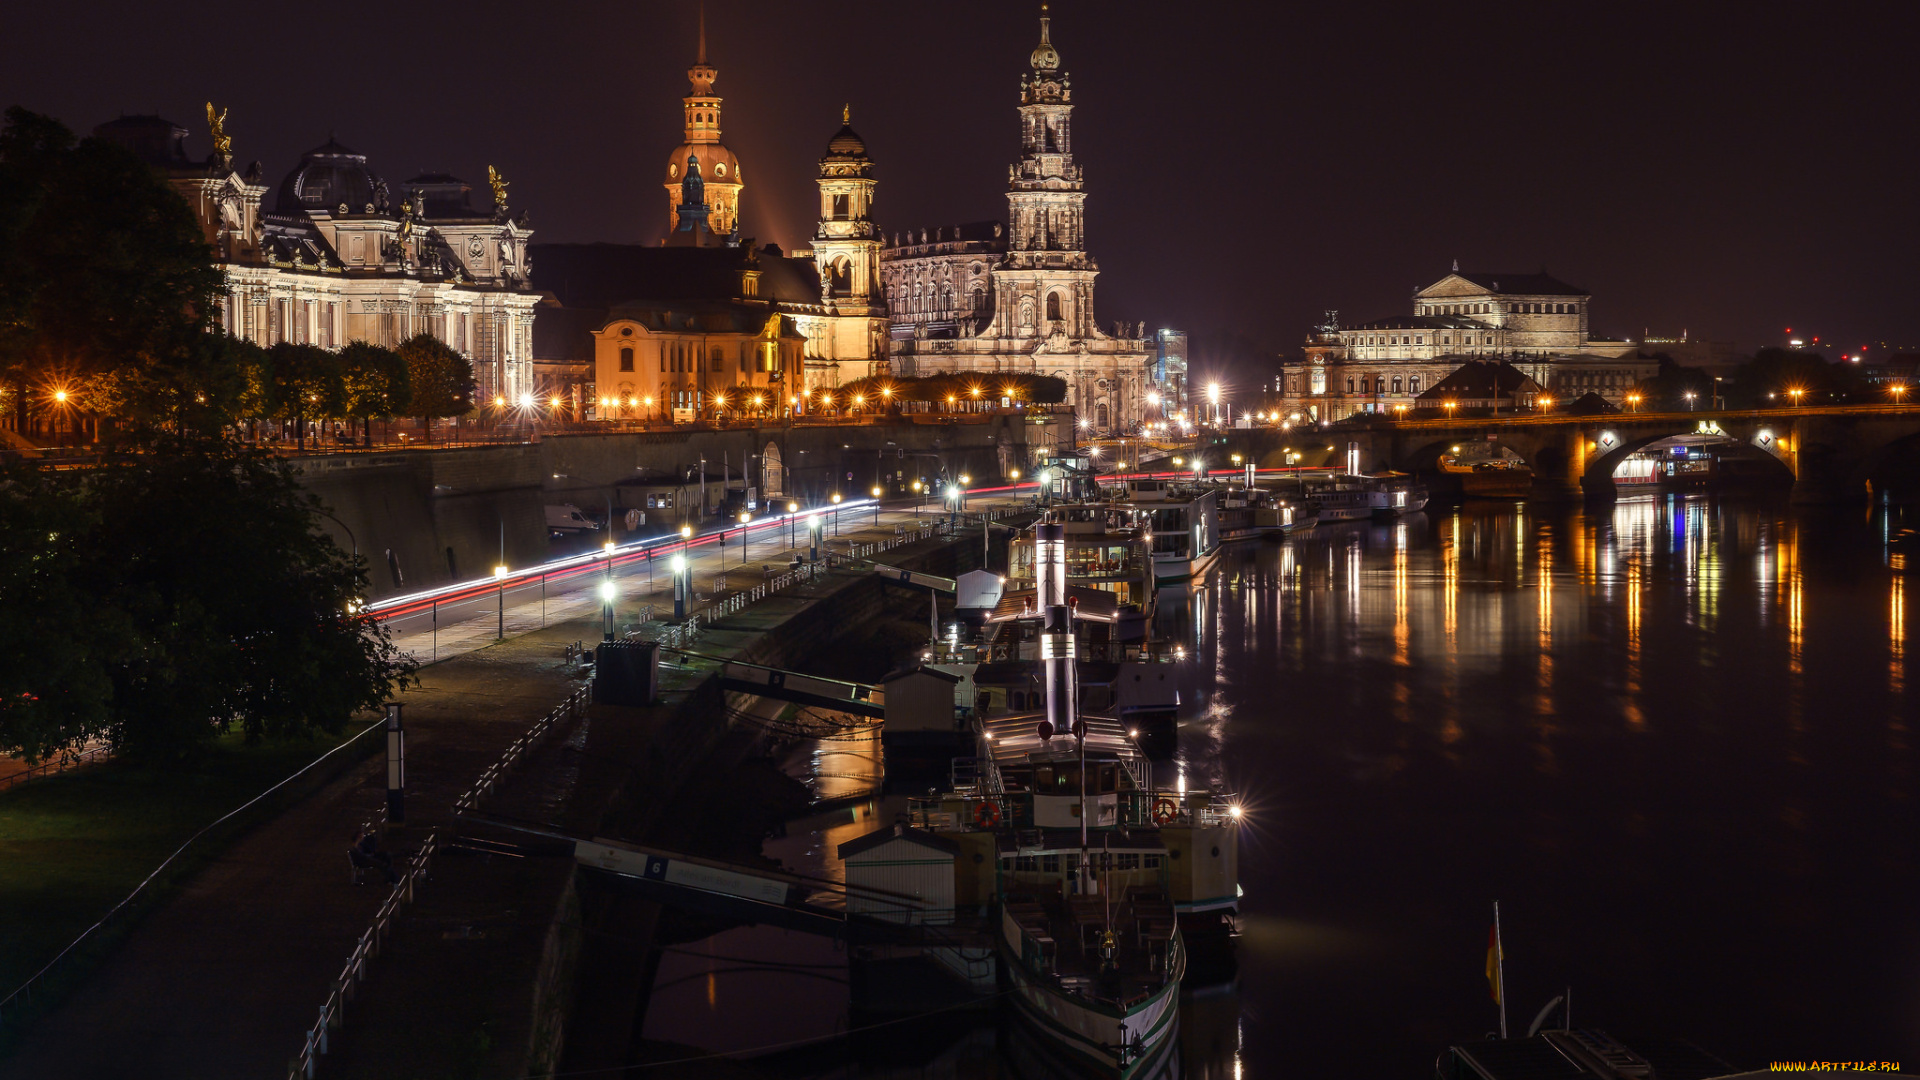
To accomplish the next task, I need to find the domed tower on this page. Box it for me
[811,106,880,307]
[662,5,741,241]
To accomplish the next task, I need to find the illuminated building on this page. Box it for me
[1272,268,1654,419]
[661,6,740,243]
[94,114,541,406]
[880,8,1153,434]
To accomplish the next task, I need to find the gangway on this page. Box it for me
[662,648,885,718]
[864,563,956,593]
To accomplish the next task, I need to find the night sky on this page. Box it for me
[7,0,1914,385]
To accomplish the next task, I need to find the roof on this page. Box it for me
[880,664,964,686]
[1443,271,1589,297]
[837,824,960,860]
[823,123,869,160]
[1346,314,1494,332]
[275,136,382,216]
[1415,361,1544,401]
[1564,391,1621,415]
[530,243,822,310]
[986,585,1121,624]
[91,115,194,169]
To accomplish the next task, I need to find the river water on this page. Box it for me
[647,496,1917,1077]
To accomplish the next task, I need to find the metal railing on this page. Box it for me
[0,744,112,794]
[286,688,587,1080]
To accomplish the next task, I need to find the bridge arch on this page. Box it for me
[1581,424,1795,495]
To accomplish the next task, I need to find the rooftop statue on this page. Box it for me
[205,102,231,159]
[488,165,510,219]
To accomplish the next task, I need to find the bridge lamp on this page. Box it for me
[1892,383,1909,401]
[1788,388,1805,406]
[1626,392,1642,412]
[1538,396,1553,412]
[1444,400,1457,416]
[1683,391,1695,411]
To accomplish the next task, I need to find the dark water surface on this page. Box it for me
[1183,497,1916,1075]
[652,497,1915,1077]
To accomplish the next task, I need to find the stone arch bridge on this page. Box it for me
[1218,406,1920,502]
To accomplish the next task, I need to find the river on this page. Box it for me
[647,495,1918,1076]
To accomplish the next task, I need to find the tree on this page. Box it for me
[0,462,129,762]
[0,435,415,762]
[396,333,473,442]
[338,341,411,446]
[266,343,343,451]
[0,108,223,440]
[1725,347,1860,409]
[1631,356,1715,411]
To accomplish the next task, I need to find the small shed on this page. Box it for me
[880,664,967,734]
[838,824,959,923]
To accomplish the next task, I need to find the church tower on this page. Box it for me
[662,4,741,242]
[811,107,882,310]
[997,4,1096,340]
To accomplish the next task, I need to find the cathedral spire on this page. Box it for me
[697,0,707,65]
[1031,3,1061,70]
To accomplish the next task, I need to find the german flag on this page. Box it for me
[1486,922,1502,1004]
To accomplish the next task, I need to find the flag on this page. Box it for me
[1486,922,1502,1004]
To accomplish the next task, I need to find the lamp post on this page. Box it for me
[787,501,799,551]
[385,703,406,823]
[494,563,508,639]
[871,485,883,526]
[1684,391,1696,411]
[601,579,616,641]
[737,511,751,566]
[808,512,822,563]
[671,552,687,621]
[830,492,842,537]
[1626,392,1642,413]
[911,480,923,516]
[1789,387,1805,408]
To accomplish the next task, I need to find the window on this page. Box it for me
[1409,376,1421,393]
[1144,854,1161,870]
[1041,853,1061,874]
[711,349,723,371]
[1116,853,1140,871]
[660,348,667,372]
[1392,376,1403,394]
[1046,292,1063,321]
[620,347,634,372]
[1346,377,1355,393]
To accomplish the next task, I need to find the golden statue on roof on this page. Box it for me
[205,102,231,158]
[487,165,510,217]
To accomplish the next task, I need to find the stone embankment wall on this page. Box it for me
[295,414,1061,600]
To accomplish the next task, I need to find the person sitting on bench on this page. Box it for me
[352,830,400,885]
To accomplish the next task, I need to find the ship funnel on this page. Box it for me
[1036,523,1077,742]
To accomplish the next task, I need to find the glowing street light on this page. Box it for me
[493,563,509,640]
[1892,383,1910,403]
[1683,391,1695,411]
[871,485,883,524]
[1625,392,1642,412]
[1444,400,1457,417]
[737,510,752,566]
[600,579,616,641]
[1788,387,1805,407]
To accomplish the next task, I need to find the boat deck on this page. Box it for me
[1003,884,1179,1009]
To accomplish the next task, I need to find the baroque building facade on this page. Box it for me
[94,113,541,406]
[1271,269,1653,418]
[881,10,1151,434]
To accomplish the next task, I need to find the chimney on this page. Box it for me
[1036,523,1077,742]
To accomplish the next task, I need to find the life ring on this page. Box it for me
[975,800,1001,829]
[1150,797,1179,826]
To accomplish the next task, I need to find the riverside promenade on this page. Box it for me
[0,493,1023,1079]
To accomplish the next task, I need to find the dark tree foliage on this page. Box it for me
[1630,357,1717,410]
[338,341,411,448]
[0,108,224,435]
[0,436,414,762]
[396,333,473,440]
[0,464,130,762]
[1724,347,1861,408]
[266,342,343,450]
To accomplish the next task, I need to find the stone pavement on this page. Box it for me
[0,627,592,1080]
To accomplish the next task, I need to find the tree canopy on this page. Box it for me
[0,107,225,437]
[397,333,474,435]
[0,436,414,762]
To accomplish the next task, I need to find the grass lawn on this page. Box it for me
[0,722,380,1023]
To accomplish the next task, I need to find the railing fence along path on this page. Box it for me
[285,688,587,1080]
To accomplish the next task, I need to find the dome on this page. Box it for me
[825,124,867,158]
[275,137,383,216]
[664,144,740,186]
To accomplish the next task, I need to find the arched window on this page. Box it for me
[1046,292,1063,322]
[1409,376,1421,394]
[619,347,634,372]
[1392,376,1403,394]
[1346,377,1356,393]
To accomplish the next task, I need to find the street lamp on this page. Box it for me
[737,510,751,567]
[911,479,924,515]
[1537,396,1552,414]
[1684,391,1696,411]
[1788,387,1805,407]
[600,579,616,641]
[871,485,883,525]
[1892,383,1910,403]
[671,552,687,621]
[830,491,842,537]
[1444,400,1457,418]
[787,500,799,549]
[1626,392,1642,412]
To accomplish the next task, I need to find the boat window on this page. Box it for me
[1117,853,1140,871]
[1144,854,1161,870]
[1035,765,1053,790]
[1041,853,1060,873]
[1100,764,1117,793]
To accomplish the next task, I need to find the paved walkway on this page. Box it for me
[0,629,590,1080]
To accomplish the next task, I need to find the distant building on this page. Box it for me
[93,113,542,406]
[1151,330,1189,416]
[530,24,889,415]
[1270,269,1654,420]
[880,9,1152,434]
[1414,360,1546,413]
